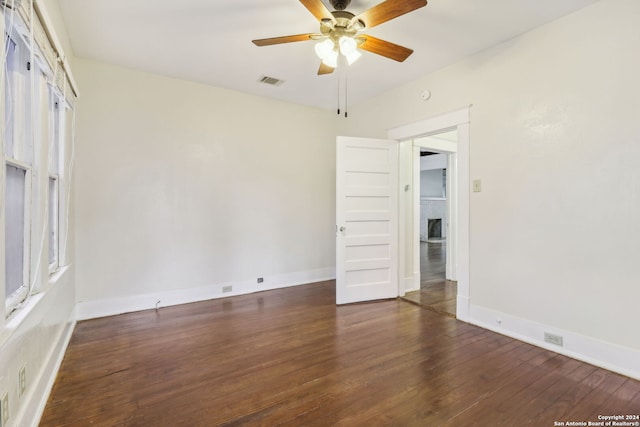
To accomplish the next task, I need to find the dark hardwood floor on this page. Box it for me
[403,241,457,317]
[41,281,640,426]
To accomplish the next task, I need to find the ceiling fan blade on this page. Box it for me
[252,34,316,46]
[299,0,337,24]
[318,62,335,75]
[355,0,427,29]
[359,35,414,62]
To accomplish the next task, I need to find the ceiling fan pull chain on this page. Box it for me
[337,72,341,115]
[345,66,348,118]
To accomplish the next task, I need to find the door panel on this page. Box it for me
[336,137,398,304]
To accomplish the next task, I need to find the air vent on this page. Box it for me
[258,75,284,86]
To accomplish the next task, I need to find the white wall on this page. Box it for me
[0,1,77,426]
[339,0,640,377]
[73,58,337,318]
[420,169,444,198]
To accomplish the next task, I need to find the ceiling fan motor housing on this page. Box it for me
[330,0,351,11]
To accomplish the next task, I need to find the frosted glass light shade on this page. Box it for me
[345,50,362,65]
[322,50,338,68]
[315,39,335,60]
[339,36,357,55]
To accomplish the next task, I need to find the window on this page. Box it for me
[2,0,78,319]
[4,30,33,312]
[5,163,29,309]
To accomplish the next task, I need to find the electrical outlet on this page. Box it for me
[1,392,8,426]
[257,277,264,284]
[18,366,26,397]
[222,285,232,293]
[544,332,563,346]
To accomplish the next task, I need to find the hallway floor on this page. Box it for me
[402,241,457,317]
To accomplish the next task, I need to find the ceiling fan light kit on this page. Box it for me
[315,35,362,67]
[252,0,428,75]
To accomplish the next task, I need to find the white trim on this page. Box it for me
[446,154,457,281]
[411,145,421,292]
[5,157,31,171]
[388,105,471,321]
[455,122,470,321]
[402,277,418,294]
[397,140,413,297]
[414,137,458,153]
[3,265,69,340]
[388,106,471,141]
[25,316,75,427]
[76,268,336,320]
[469,304,640,381]
[32,1,79,98]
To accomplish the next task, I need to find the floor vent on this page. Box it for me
[258,75,284,86]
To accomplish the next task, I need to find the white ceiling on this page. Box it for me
[58,0,599,110]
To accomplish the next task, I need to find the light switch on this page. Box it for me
[473,179,482,192]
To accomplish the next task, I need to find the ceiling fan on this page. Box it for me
[252,0,428,75]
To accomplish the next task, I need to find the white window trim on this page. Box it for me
[48,173,59,274]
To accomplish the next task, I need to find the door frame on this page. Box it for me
[389,106,471,321]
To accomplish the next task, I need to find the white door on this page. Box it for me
[336,136,399,304]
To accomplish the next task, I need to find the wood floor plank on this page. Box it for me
[523,363,600,425]
[557,369,631,423]
[40,281,640,426]
[589,378,640,423]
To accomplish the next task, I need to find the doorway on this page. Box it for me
[335,107,470,319]
[402,131,458,317]
[388,106,470,321]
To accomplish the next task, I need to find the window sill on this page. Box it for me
[3,264,71,332]
[49,264,70,286]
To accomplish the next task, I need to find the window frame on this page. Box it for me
[47,174,59,273]
[4,25,35,314]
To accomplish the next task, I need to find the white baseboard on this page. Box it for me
[76,268,336,320]
[456,295,470,321]
[26,314,76,427]
[469,304,640,381]
[401,276,418,296]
